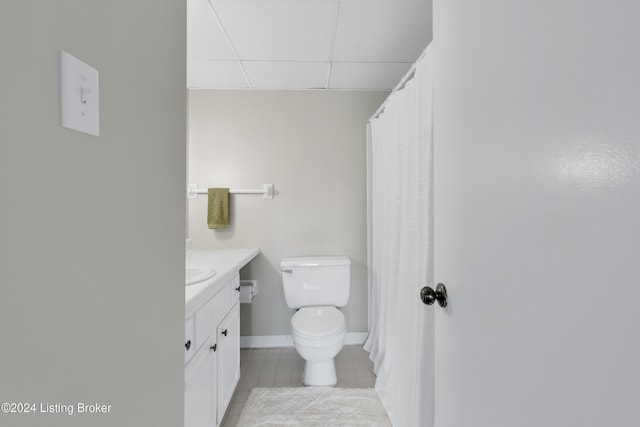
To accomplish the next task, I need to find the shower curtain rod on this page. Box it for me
[370,45,429,121]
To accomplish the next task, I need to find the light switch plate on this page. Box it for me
[60,50,99,136]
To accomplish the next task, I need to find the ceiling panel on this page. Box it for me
[329,62,414,90]
[188,0,236,60]
[243,61,330,89]
[332,1,432,62]
[211,0,340,61]
[187,60,248,89]
[187,0,433,90]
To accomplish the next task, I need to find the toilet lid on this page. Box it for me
[292,307,345,338]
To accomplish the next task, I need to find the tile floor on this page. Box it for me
[221,345,376,427]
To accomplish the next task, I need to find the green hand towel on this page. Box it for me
[207,188,230,229]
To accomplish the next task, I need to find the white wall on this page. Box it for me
[188,90,387,338]
[0,2,185,426]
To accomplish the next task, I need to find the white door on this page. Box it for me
[432,1,640,426]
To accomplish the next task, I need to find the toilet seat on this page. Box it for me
[291,306,346,340]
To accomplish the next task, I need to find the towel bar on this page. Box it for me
[187,184,274,200]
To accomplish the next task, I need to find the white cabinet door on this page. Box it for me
[185,336,217,427]
[185,317,195,364]
[216,303,240,425]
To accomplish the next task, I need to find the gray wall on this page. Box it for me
[0,2,185,426]
[188,90,387,337]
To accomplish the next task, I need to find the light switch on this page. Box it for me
[60,50,99,136]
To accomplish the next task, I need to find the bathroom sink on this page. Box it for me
[186,266,217,286]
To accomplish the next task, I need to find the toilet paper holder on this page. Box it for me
[239,280,258,303]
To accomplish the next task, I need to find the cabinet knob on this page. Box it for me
[222,329,228,337]
[235,286,241,292]
[210,344,217,352]
[185,340,192,351]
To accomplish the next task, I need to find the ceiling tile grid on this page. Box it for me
[187,0,236,60]
[329,62,415,90]
[187,0,432,90]
[243,61,331,89]
[188,60,249,88]
[212,0,340,62]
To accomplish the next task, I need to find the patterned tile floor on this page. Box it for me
[221,345,376,427]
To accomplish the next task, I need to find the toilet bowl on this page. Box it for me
[280,256,351,387]
[291,306,346,386]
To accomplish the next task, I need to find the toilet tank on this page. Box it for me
[280,256,351,309]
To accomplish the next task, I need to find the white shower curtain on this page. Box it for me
[365,44,434,427]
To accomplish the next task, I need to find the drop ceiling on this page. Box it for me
[187,0,432,90]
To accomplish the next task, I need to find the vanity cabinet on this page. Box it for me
[185,273,241,427]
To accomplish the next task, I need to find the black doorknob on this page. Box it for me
[420,283,448,308]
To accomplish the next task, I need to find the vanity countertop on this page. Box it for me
[185,248,260,317]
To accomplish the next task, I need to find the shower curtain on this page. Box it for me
[365,44,434,427]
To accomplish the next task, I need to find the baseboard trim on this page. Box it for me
[240,335,293,349]
[240,332,368,349]
[344,332,368,345]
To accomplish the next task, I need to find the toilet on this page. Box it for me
[280,256,351,386]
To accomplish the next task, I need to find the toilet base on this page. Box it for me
[301,359,337,386]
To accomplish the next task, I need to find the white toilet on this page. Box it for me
[280,256,350,386]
